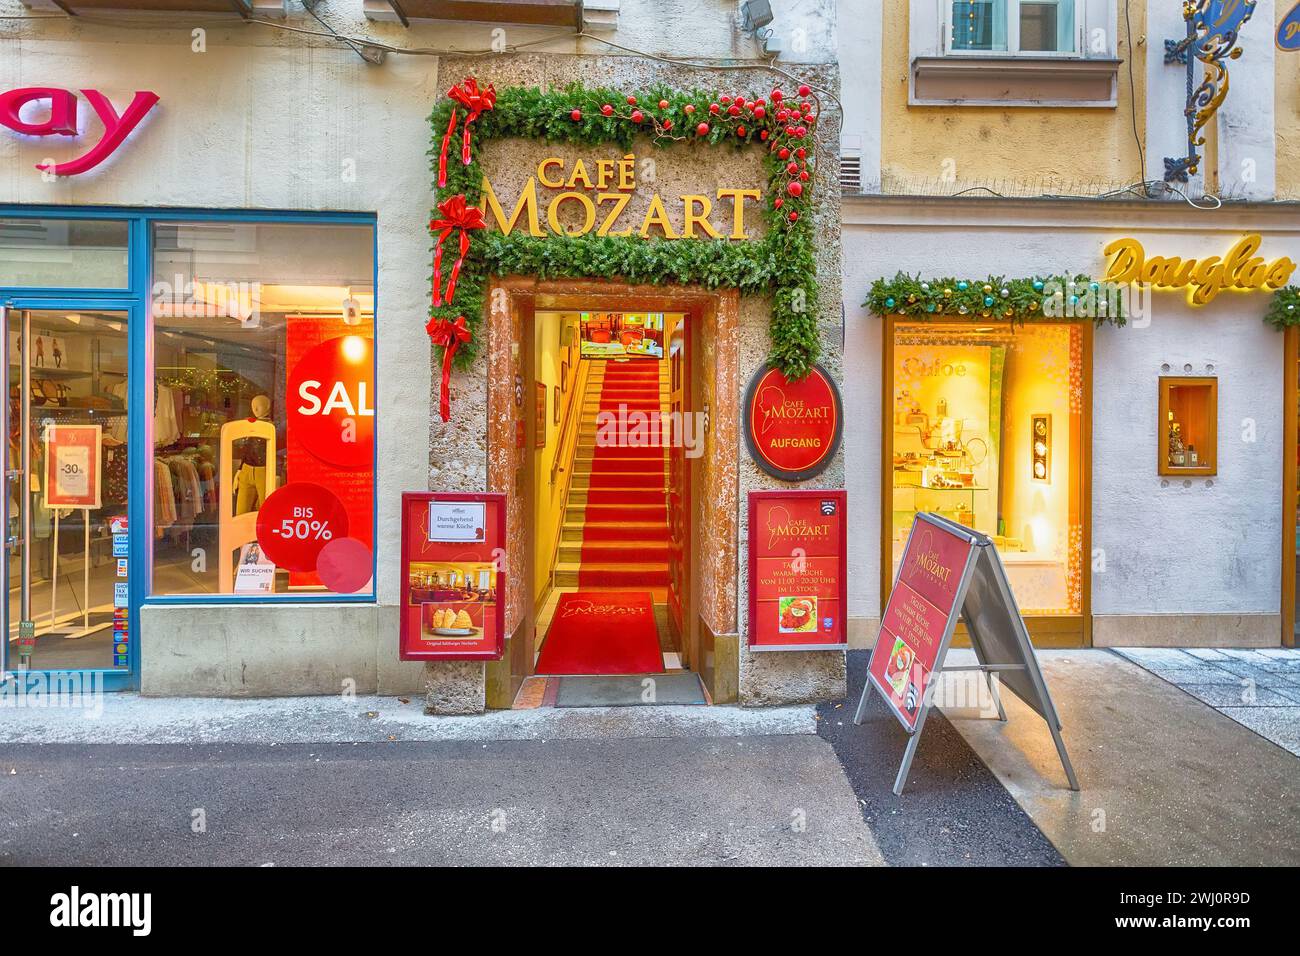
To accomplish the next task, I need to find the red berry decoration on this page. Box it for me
[795,126,807,138]
[626,95,637,106]
[799,171,809,181]
[736,125,746,137]
[786,180,803,197]
[788,211,799,223]
[709,103,720,114]
[778,147,790,159]
[735,96,746,108]
[753,105,766,119]
[631,109,644,123]
[658,99,669,110]
[662,118,673,130]
[785,126,797,136]
[796,147,806,158]
[684,104,696,114]
[570,109,582,121]
[798,84,811,96]
[774,197,783,209]
[728,105,741,116]
[786,161,799,175]
[777,109,790,122]
[696,122,710,136]
[600,104,613,116]
[759,129,769,141]
[720,95,731,104]
[771,89,784,101]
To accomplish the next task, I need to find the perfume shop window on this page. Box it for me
[891,322,1085,616]
[150,221,376,598]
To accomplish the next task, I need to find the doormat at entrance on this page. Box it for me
[554,673,707,707]
[536,591,663,675]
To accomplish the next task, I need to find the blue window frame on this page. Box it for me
[1,206,380,688]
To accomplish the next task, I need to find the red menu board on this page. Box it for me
[399,492,505,661]
[868,515,977,730]
[743,364,843,481]
[747,490,847,651]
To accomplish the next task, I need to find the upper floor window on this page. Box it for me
[948,0,1077,55]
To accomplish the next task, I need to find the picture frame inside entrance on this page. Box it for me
[535,382,547,448]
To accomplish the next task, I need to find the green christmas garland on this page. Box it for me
[1265,286,1300,330]
[429,81,823,379]
[865,273,1126,326]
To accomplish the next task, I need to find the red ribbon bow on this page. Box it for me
[425,315,473,422]
[438,77,496,188]
[429,194,486,308]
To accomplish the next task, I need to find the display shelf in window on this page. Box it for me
[1158,376,1217,476]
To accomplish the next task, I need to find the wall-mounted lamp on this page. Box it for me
[1031,414,1050,482]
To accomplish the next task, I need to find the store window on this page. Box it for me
[890,322,1085,618]
[948,0,1077,54]
[149,221,376,598]
[1,218,130,289]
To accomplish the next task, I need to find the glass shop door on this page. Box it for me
[2,304,133,676]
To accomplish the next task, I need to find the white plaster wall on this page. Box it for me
[836,0,881,192]
[842,197,1299,627]
[1216,0,1277,200]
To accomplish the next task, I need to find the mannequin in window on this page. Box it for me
[234,394,272,515]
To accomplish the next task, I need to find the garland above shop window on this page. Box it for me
[1265,286,1300,330]
[428,77,824,419]
[865,273,1127,326]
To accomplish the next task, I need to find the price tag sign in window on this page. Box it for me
[43,424,102,509]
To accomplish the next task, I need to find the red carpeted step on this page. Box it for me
[584,488,666,505]
[580,522,670,541]
[580,541,670,562]
[577,563,670,587]
[586,472,663,489]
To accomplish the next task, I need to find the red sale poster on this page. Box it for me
[43,424,102,509]
[747,490,847,650]
[285,318,375,589]
[399,492,506,661]
[868,515,977,731]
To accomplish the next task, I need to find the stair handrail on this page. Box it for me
[547,360,593,588]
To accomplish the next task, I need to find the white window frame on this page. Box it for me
[941,0,1085,58]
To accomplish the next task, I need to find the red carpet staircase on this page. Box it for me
[556,359,670,589]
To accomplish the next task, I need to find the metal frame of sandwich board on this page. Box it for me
[854,511,1080,796]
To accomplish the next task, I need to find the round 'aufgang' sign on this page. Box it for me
[743,363,843,481]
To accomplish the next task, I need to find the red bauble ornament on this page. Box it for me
[778,147,791,159]
[774,197,783,209]
[794,126,807,138]
[570,109,582,121]
[786,161,798,175]
[788,211,799,223]
[799,171,809,181]
[771,89,784,101]
[720,95,731,104]
[777,109,790,122]
[600,104,613,116]
[631,109,644,123]
[736,125,746,137]
[728,105,741,116]
[735,96,746,108]
[796,147,806,158]
[709,103,720,114]
[759,129,769,141]
[684,104,696,114]
[658,99,669,110]
[786,180,803,197]
[798,84,811,96]
[626,95,637,106]
[785,126,797,136]
[662,118,673,130]
[696,122,710,136]
[753,105,766,119]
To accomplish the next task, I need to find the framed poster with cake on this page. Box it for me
[399,492,506,661]
[747,489,847,651]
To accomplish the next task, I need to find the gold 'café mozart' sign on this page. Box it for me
[481,153,762,240]
[1103,233,1296,305]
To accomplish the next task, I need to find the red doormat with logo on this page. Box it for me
[536,591,664,675]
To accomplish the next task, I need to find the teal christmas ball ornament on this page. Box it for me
[1089,281,1100,291]
[1032,279,1044,291]
[884,297,896,308]
[957,281,969,291]
[983,296,994,307]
